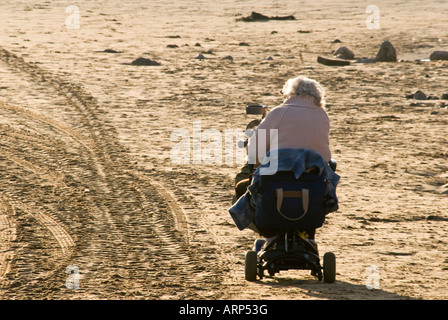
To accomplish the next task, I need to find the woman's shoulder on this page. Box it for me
[263,104,290,121]
[267,104,290,114]
[256,105,288,129]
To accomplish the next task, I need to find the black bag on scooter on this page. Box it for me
[253,168,330,231]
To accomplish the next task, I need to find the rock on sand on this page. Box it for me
[429,51,448,61]
[412,90,427,100]
[317,55,350,66]
[406,90,427,100]
[193,54,206,60]
[131,57,161,66]
[103,49,121,53]
[375,40,397,62]
[237,11,295,22]
[334,46,355,60]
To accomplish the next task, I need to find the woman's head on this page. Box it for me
[281,76,325,107]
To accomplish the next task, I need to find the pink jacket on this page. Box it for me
[247,95,331,163]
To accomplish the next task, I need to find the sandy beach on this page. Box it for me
[0,0,447,300]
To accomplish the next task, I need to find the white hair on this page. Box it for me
[281,76,326,107]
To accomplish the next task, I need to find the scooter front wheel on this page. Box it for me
[245,250,258,281]
[323,252,336,283]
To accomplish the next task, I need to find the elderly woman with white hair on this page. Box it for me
[248,75,331,165]
[233,75,333,248]
[234,76,331,194]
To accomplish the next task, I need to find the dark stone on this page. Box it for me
[354,57,375,64]
[131,57,161,66]
[375,41,397,62]
[193,54,206,60]
[426,215,448,221]
[334,46,355,60]
[429,51,448,61]
[103,49,121,53]
[317,55,350,66]
[413,90,427,100]
[237,11,295,22]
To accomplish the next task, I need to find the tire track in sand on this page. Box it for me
[0,46,225,298]
[0,194,75,255]
[0,197,16,285]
